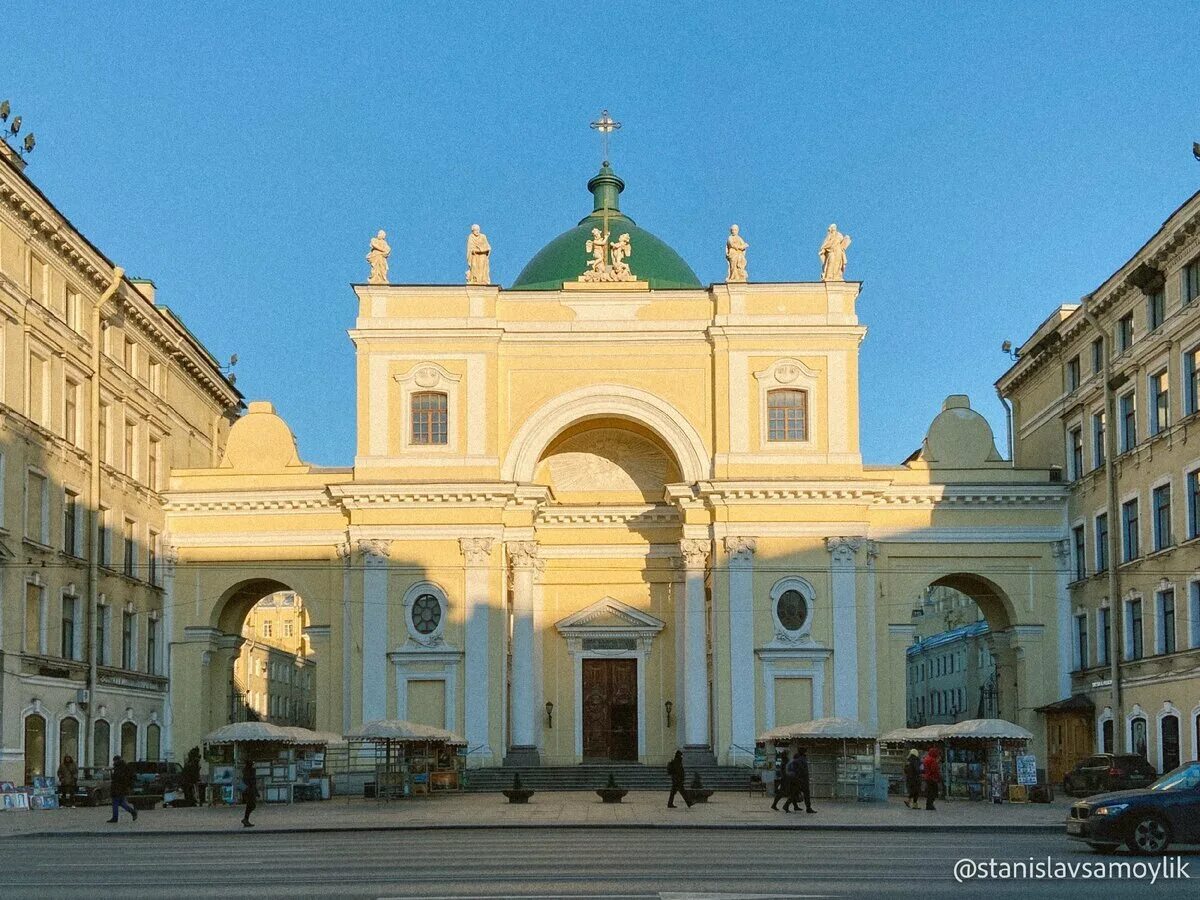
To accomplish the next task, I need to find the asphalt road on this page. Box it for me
[2,827,1195,899]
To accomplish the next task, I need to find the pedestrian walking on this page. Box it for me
[107,756,137,823]
[781,753,801,812]
[770,750,790,811]
[241,758,258,827]
[903,748,921,809]
[666,750,692,808]
[57,754,78,807]
[793,747,816,814]
[181,746,202,807]
[921,746,941,811]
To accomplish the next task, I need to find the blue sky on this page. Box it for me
[8,2,1200,465]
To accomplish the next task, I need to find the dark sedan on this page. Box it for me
[1066,761,1200,854]
[1063,753,1157,796]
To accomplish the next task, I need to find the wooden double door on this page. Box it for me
[582,658,638,761]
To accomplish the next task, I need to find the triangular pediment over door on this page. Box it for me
[555,596,665,642]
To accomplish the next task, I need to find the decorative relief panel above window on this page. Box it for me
[753,358,818,449]
[395,362,461,452]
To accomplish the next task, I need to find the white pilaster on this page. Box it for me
[161,542,179,760]
[336,541,353,733]
[1052,539,1072,700]
[863,540,879,729]
[825,536,862,721]
[359,539,390,722]
[459,537,494,765]
[680,538,711,750]
[506,541,539,762]
[724,536,756,762]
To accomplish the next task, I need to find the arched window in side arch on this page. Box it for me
[24,714,46,783]
[411,392,448,445]
[120,721,138,761]
[58,717,79,765]
[769,577,815,640]
[1130,716,1148,759]
[1160,714,1180,773]
[146,723,161,762]
[766,389,807,442]
[93,719,110,765]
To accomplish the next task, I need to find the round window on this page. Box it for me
[776,589,808,632]
[411,593,442,635]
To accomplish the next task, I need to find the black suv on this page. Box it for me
[1063,754,1156,796]
[129,761,183,796]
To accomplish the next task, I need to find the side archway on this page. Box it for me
[502,384,709,484]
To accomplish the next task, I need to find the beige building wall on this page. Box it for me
[235,592,316,728]
[1000,188,1200,773]
[0,146,240,782]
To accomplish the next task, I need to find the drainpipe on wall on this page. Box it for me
[1082,297,1125,752]
[995,388,1015,463]
[85,266,124,767]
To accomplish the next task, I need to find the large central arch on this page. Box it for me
[502,384,710,484]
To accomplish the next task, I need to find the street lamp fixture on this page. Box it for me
[545,701,553,728]
[664,700,673,728]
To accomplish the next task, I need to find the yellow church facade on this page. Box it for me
[163,166,1070,768]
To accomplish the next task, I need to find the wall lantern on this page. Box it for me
[664,699,673,728]
[545,701,554,728]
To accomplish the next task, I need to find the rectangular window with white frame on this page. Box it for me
[25,581,46,654]
[98,505,111,568]
[61,593,80,660]
[96,601,110,666]
[1125,597,1144,660]
[1075,612,1088,670]
[122,610,136,670]
[1121,497,1139,561]
[1117,312,1134,353]
[123,518,137,577]
[64,377,81,446]
[1091,337,1103,374]
[1067,426,1083,480]
[1188,469,1200,541]
[1148,287,1165,331]
[62,489,80,557]
[146,617,159,675]
[1072,524,1086,581]
[1098,605,1111,665]
[1183,256,1200,307]
[1095,512,1108,571]
[1185,345,1200,417]
[1091,411,1105,469]
[1150,369,1169,436]
[1157,588,1176,655]
[1190,582,1200,649]
[24,470,49,545]
[1152,482,1172,552]
[27,349,49,428]
[1066,355,1081,392]
[147,529,159,586]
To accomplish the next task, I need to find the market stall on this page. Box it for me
[757,717,882,801]
[878,725,945,794]
[344,719,466,800]
[203,722,340,805]
[937,718,1034,802]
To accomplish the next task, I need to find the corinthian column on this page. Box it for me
[724,536,757,762]
[460,537,495,764]
[680,538,713,760]
[359,538,391,723]
[825,536,862,720]
[505,541,540,766]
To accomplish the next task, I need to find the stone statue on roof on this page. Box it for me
[726,224,748,282]
[819,224,851,282]
[609,233,634,281]
[581,227,611,282]
[366,230,391,284]
[466,224,491,285]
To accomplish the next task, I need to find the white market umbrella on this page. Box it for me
[345,719,465,746]
[879,725,946,744]
[938,718,1032,741]
[204,721,305,745]
[758,716,878,743]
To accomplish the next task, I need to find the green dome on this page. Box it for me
[511,164,702,291]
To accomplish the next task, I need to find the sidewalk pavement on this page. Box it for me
[1,791,1072,838]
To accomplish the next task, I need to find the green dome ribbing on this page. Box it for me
[510,165,701,291]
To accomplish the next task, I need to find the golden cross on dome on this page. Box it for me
[589,109,621,165]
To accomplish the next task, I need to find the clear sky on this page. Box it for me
[8,2,1200,466]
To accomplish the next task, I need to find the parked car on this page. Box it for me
[1062,754,1157,796]
[129,761,183,796]
[73,767,112,807]
[1066,761,1200,854]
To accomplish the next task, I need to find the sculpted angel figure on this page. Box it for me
[609,233,633,281]
[584,227,610,279]
[819,223,851,281]
[465,224,491,284]
[726,224,748,282]
[366,230,391,284]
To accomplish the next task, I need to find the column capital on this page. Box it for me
[507,540,540,570]
[459,537,495,566]
[334,540,354,561]
[1051,538,1070,561]
[722,536,757,561]
[680,538,710,570]
[824,536,864,565]
[357,538,391,562]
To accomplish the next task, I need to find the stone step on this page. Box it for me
[464,764,756,792]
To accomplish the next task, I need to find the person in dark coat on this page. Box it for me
[57,755,78,807]
[181,747,202,807]
[784,747,816,813]
[921,746,941,811]
[666,750,692,808]
[107,756,137,823]
[771,750,790,811]
[241,758,258,827]
[903,748,921,809]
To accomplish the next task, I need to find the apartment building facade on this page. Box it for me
[998,189,1200,776]
[235,592,316,728]
[0,143,240,783]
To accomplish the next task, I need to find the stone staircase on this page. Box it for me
[464,763,755,792]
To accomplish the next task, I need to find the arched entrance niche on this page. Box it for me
[174,576,327,757]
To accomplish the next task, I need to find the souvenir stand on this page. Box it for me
[344,719,466,801]
[203,722,338,805]
[878,725,945,795]
[937,719,1033,802]
[758,717,882,801]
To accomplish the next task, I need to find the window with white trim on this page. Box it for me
[411,391,448,445]
[1119,392,1136,452]
[1152,483,1172,552]
[1183,256,1200,306]
[1121,498,1139,561]
[1072,524,1086,581]
[1190,582,1200,649]
[1095,513,1108,571]
[1074,612,1088,670]
[767,389,808,442]
[1157,588,1176,655]
[1150,369,1169,436]
[1067,426,1083,480]
[1091,411,1105,469]
[24,470,48,544]
[1125,598,1144,660]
